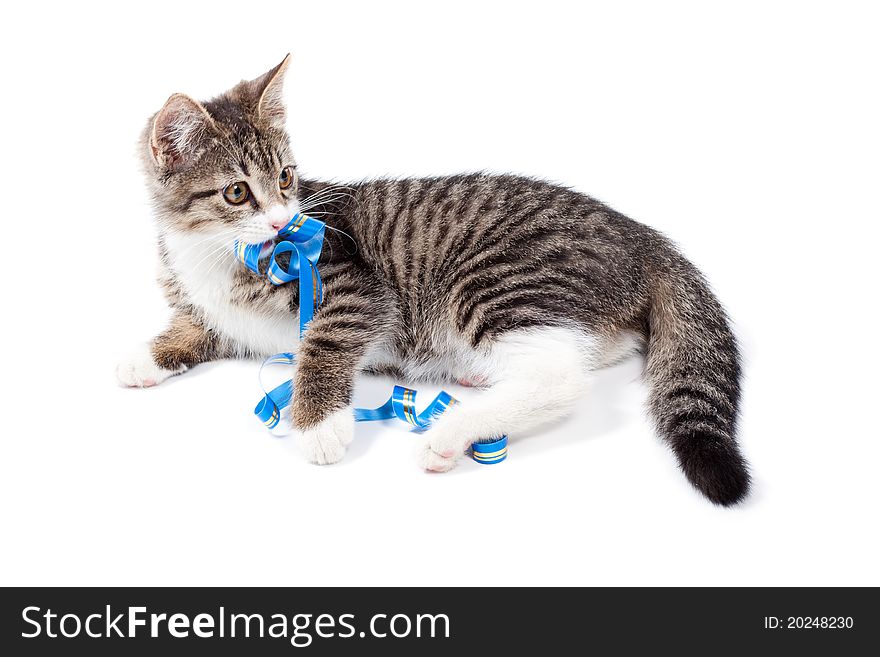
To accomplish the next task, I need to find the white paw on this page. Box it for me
[297,407,355,465]
[417,444,460,472]
[417,414,473,473]
[116,343,185,388]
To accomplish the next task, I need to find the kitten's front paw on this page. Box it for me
[116,343,186,388]
[297,407,355,465]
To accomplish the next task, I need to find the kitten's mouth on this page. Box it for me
[237,238,276,254]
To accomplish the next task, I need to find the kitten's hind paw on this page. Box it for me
[417,443,461,473]
[417,411,472,472]
[116,343,186,388]
[297,408,355,465]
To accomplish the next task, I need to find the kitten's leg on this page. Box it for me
[418,327,596,472]
[291,270,392,465]
[116,311,220,388]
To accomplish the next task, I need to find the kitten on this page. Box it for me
[118,56,750,505]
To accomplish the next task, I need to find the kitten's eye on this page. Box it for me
[279,166,294,190]
[223,182,250,205]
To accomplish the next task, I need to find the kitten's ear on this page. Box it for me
[149,93,214,172]
[252,54,290,129]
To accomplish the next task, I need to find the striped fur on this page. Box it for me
[124,58,750,505]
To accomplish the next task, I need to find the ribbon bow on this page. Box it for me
[234,212,325,333]
[234,212,506,463]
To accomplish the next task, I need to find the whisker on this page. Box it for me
[301,183,355,202]
[324,223,358,256]
[182,252,227,299]
[190,239,237,276]
[303,194,355,208]
[172,228,238,260]
[302,187,355,202]
[201,248,233,281]
[300,194,356,213]
[323,234,334,261]
[168,230,225,254]
[192,244,240,294]
[300,188,356,209]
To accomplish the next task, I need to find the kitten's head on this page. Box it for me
[141,55,299,245]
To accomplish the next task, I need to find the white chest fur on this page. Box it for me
[163,232,298,358]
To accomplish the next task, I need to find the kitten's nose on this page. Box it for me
[266,204,291,232]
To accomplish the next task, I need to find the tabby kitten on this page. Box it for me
[118,56,750,505]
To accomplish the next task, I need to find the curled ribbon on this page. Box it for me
[235,213,506,463]
[233,213,325,428]
[353,385,458,428]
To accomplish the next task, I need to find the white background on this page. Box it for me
[2,1,878,586]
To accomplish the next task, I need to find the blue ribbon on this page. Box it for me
[353,385,458,428]
[236,212,506,463]
[471,436,509,464]
[233,213,325,335]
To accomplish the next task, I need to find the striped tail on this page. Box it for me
[645,262,750,506]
